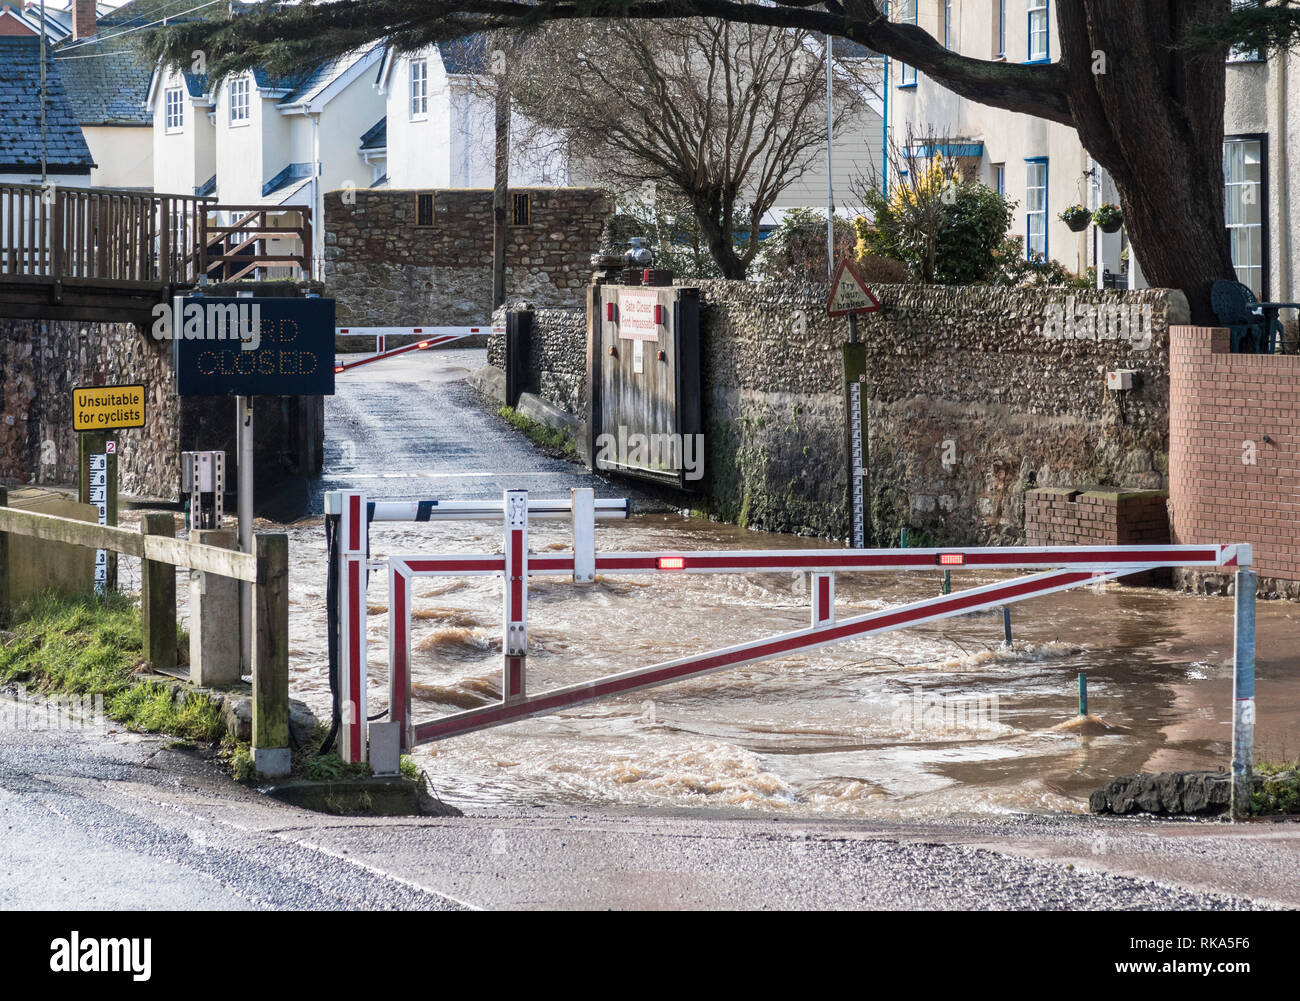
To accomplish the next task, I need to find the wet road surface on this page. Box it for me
[1,713,1294,910]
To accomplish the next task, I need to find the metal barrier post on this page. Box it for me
[1231,568,1257,819]
[338,490,368,763]
[502,489,528,703]
[811,572,835,627]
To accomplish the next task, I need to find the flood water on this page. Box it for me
[270,512,1300,819]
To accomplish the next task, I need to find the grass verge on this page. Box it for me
[0,592,221,742]
[1253,759,1300,816]
[497,404,577,458]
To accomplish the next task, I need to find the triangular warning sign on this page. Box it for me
[827,259,882,317]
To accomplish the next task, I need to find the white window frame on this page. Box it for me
[996,0,1006,58]
[164,87,184,132]
[228,76,250,125]
[944,0,953,49]
[1027,0,1050,63]
[1025,158,1048,259]
[1224,136,1266,297]
[992,162,1005,198]
[409,58,428,119]
[898,0,918,86]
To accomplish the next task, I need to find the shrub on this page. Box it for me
[755,207,856,284]
[857,168,1013,284]
[989,236,1092,289]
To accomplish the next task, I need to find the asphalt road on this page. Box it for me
[315,346,637,510]
[2,704,1296,911]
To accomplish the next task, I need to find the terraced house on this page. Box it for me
[887,0,1294,303]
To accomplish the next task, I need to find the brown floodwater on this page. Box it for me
[238,512,1299,818]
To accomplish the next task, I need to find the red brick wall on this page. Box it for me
[1025,487,1170,584]
[1169,325,1300,590]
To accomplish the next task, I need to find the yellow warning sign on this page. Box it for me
[73,384,146,432]
[827,259,883,317]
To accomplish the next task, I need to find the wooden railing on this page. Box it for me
[200,204,313,282]
[0,488,290,763]
[0,182,214,288]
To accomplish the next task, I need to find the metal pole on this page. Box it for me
[1231,568,1257,819]
[1078,672,1087,716]
[39,0,47,185]
[237,395,254,673]
[1002,605,1012,647]
[826,33,834,282]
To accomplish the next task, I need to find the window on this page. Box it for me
[1225,136,1266,296]
[165,87,184,131]
[1228,0,1265,62]
[944,0,953,49]
[1027,0,1049,62]
[229,77,250,124]
[898,0,918,86]
[409,58,428,118]
[1025,158,1048,259]
[511,192,531,226]
[992,162,1005,198]
[996,0,1006,57]
[416,192,434,226]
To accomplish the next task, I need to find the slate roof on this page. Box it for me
[0,37,94,171]
[55,0,208,126]
[360,117,386,151]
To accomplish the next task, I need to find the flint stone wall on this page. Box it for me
[324,187,613,326]
[488,280,1185,543]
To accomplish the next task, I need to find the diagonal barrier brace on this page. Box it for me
[409,567,1134,744]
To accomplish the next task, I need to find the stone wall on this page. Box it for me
[488,280,1185,543]
[1169,325,1300,598]
[0,318,179,498]
[1,286,324,517]
[323,187,613,326]
[487,305,589,416]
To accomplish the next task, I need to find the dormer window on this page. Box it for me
[229,77,250,124]
[409,58,428,119]
[165,87,184,132]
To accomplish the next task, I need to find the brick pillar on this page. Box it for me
[72,0,97,40]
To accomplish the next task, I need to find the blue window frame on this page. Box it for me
[993,163,1005,198]
[898,0,918,87]
[1025,158,1048,259]
[1027,0,1049,63]
[944,0,952,49]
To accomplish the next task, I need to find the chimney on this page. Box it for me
[72,0,96,40]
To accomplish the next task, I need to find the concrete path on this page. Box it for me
[2,712,1294,911]
[314,347,634,510]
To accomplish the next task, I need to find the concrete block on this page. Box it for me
[190,529,242,687]
[368,720,401,776]
[6,488,95,603]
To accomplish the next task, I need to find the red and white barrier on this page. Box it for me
[333,326,487,373]
[327,486,1252,761]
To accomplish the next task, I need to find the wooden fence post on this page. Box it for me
[252,533,290,776]
[0,486,9,630]
[140,513,177,671]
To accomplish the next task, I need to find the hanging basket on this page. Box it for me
[1093,204,1123,233]
[1060,206,1092,233]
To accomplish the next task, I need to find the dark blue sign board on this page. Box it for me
[174,296,336,397]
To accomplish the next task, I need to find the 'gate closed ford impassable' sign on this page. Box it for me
[171,296,336,397]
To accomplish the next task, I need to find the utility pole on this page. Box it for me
[39,0,47,185]
[491,85,510,310]
[825,33,834,282]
